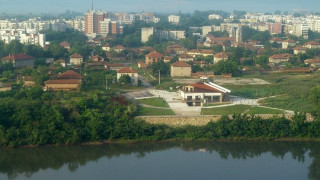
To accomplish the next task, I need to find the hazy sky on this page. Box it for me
[0,0,320,14]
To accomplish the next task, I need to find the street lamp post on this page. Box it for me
[158,70,161,85]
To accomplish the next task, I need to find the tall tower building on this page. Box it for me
[85,10,97,35]
[84,10,105,35]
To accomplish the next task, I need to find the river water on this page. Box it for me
[0,141,319,180]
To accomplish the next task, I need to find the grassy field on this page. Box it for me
[137,106,175,116]
[224,84,283,99]
[228,72,320,113]
[246,106,284,114]
[201,105,251,115]
[201,105,285,115]
[203,102,231,107]
[137,98,169,108]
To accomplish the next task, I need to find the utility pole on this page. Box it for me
[158,70,161,85]
[106,75,108,90]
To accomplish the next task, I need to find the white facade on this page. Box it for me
[168,15,180,24]
[0,29,46,47]
[141,27,155,43]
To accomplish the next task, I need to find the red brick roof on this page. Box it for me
[269,54,291,59]
[114,45,125,49]
[293,46,307,50]
[107,63,125,67]
[117,67,138,73]
[103,43,110,47]
[214,52,228,58]
[146,51,163,58]
[189,83,223,93]
[45,79,81,84]
[304,41,319,45]
[58,70,82,79]
[171,61,191,67]
[59,41,70,47]
[2,53,34,61]
[70,53,83,58]
[179,54,193,59]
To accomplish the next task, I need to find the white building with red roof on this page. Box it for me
[70,53,83,65]
[170,61,192,77]
[117,67,139,86]
[179,77,231,106]
[44,70,82,91]
[59,41,71,50]
[145,51,163,65]
[303,41,320,49]
[2,53,35,68]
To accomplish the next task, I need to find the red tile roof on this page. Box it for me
[269,54,291,59]
[114,45,125,49]
[117,67,138,73]
[45,79,81,84]
[304,41,320,45]
[70,53,83,58]
[59,41,70,47]
[214,52,229,58]
[102,43,110,47]
[171,61,191,67]
[2,53,34,61]
[188,83,223,93]
[58,70,82,79]
[107,63,125,67]
[146,51,163,58]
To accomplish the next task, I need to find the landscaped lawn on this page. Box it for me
[203,102,231,107]
[137,106,175,116]
[224,85,283,99]
[246,106,284,114]
[201,105,285,115]
[201,105,251,115]
[137,98,169,108]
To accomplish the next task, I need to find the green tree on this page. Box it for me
[118,74,131,85]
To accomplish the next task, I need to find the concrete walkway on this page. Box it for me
[148,89,201,116]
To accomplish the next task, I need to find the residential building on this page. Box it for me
[44,70,82,91]
[304,59,320,68]
[303,41,320,49]
[208,14,222,20]
[281,40,296,49]
[179,78,231,106]
[141,27,155,43]
[293,46,307,54]
[168,15,180,24]
[59,41,70,50]
[117,67,138,86]
[170,61,192,77]
[2,53,35,68]
[268,54,291,67]
[179,54,194,62]
[102,43,111,51]
[70,53,83,65]
[145,51,163,65]
[214,52,229,63]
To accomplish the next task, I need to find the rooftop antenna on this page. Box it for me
[91,0,93,11]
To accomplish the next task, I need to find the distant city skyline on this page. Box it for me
[0,0,320,15]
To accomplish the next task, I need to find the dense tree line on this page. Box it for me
[1,86,320,147]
